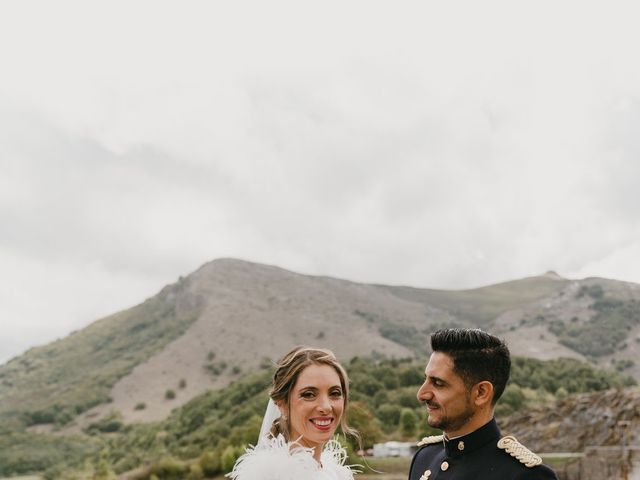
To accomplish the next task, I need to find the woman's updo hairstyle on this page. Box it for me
[269,345,358,442]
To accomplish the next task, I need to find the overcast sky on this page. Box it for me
[1,1,640,363]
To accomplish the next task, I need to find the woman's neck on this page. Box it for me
[312,444,323,463]
[291,437,324,463]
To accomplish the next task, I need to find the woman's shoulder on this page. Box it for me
[319,460,356,480]
[227,436,357,480]
[227,435,319,480]
[319,439,357,480]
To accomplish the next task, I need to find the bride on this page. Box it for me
[227,346,359,480]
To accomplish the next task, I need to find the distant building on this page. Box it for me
[372,441,415,457]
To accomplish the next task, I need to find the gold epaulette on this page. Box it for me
[417,435,444,447]
[497,436,542,467]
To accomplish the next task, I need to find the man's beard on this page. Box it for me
[427,396,475,433]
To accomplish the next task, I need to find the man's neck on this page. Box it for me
[444,411,494,438]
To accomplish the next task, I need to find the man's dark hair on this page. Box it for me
[431,328,511,405]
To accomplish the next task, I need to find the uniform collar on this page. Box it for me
[443,418,500,458]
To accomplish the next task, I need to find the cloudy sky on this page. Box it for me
[1,0,639,363]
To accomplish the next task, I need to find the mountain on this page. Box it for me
[1,258,639,433]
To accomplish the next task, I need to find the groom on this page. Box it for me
[409,328,557,479]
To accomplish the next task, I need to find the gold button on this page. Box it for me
[441,461,449,471]
[458,441,465,451]
[420,469,431,480]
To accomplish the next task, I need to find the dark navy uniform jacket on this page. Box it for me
[408,418,558,480]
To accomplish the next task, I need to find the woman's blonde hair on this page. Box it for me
[269,345,359,443]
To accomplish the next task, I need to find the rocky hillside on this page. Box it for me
[1,258,639,432]
[501,387,640,452]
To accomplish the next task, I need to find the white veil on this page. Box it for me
[257,398,281,446]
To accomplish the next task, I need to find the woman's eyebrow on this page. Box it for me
[298,384,342,390]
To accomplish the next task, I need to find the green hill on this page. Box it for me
[0,280,198,430]
[0,356,633,479]
[384,273,569,327]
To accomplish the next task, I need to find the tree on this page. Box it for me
[500,384,526,411]
[229,414,261,445]
[399,366,424,387]
[400,408,417,438]
[93,449,115,480]
[377,366,400,389]
[376,403,401,429]
[346,402,382,449]
[221,445,239,473]
[199,449,221,476]
[187,464,203,480]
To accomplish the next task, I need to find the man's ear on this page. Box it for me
[473,381,494,407]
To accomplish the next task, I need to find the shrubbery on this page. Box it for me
[4,353,636,479]
[510,357,634,393]
[553,286,640,357]
[0,432,98,477]
[0,291,200,431]
[86,411,123,434]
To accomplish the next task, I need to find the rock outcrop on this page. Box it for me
[501,387,640,453]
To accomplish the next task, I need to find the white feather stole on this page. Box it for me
[227,435,356,480]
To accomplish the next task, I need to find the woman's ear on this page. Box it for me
[276,400,287,420]
[473,381,494,407]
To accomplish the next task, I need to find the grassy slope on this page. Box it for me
[0,279,200,428]
[385,276,569,327]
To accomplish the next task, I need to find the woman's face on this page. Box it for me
[285,363,345,451]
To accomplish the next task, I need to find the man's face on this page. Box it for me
[416,351,476,437]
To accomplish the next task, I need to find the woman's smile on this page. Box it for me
[310,416,334,430]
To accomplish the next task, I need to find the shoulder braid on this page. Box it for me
[497,435,542,468]
[417,435,444,447]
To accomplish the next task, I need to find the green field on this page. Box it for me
[0,476,43,480]
[358,456,411,479]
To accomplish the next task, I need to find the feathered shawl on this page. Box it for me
[227,435,356,480]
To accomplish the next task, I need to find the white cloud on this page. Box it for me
[1,0,640,361]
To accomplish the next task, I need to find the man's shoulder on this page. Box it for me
[495,436,558,479]
[416,435,444,448]
[411,434,557,480]
[497,435,543,468]
[409,436,446,480]
[410,435,444,468]
[412,435,445,460]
